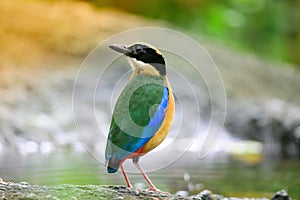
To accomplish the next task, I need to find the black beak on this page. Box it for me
[109,44,129,54]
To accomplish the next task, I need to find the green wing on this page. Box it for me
[105,74,165,162]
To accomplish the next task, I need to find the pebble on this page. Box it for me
[175,190,189,197]
[20,182,29,186]
[159,193,168,197]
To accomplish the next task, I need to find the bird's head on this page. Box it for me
[109,42,166,76]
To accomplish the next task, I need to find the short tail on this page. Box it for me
[107,156,121,173]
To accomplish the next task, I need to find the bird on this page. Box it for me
[105,42,175,192]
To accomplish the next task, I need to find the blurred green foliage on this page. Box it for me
[85,0,300,67]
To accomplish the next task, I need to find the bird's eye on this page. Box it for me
[133,46,146,55]
[136,46,142,52]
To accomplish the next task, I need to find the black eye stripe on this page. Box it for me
[127,43,166,76]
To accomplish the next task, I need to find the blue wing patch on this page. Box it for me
[141,86,169,138]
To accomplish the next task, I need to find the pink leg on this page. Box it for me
[120,164,132,188]
[133,162,159,191]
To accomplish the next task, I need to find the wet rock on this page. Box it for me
[191,189,223,200]
[271,190,291,200]
[226,99,300,160]
[175,190,189,197]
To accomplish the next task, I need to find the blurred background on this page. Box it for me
[0,0,299,198]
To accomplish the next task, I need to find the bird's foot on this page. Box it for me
[125,183,133,189]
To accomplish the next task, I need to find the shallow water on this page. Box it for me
[0,151,299,199]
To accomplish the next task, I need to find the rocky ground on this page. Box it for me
[0,181,290,200]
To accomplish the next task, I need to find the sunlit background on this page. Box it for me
[0,0,299,199]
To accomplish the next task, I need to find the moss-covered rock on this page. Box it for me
[0,182,290,200]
